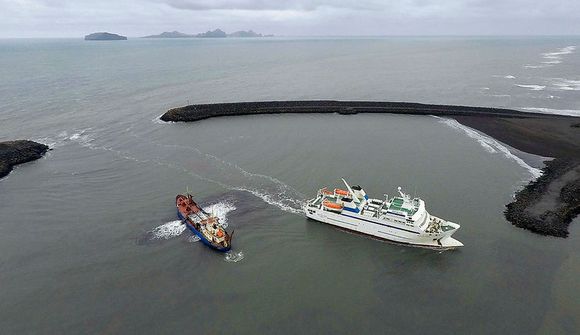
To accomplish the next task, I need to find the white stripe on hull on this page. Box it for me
[305,208,462,248]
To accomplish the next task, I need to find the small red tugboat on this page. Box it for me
[176,193,233,252]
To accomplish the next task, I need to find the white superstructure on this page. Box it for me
[304,179,463,248]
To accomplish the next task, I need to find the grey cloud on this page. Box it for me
[0,0,579,37]
[161,0,381,11]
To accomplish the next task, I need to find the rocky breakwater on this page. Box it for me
[160,100,543,122]
[0,140,49,179]
[455,116,580,237]
[505,158,580,237]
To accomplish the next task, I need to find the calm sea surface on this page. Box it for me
[0,37,579,334]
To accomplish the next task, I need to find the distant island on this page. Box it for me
[229,30,273,37]
[197,29,227,38]
[142,31,193,38]
[143,29,272,39]
[84,32,127,41]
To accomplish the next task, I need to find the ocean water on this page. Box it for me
[0,37,579,334]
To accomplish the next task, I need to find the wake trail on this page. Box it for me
[42,128,305,215]
[125,130,306,214]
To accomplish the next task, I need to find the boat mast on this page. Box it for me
[341,178,355,195]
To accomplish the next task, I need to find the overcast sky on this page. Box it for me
[1,0,580,38]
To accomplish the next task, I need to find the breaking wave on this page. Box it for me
[524,46,576,68]
[542,46,576,64]
[434,117,542,180]
[515,84,545,91]
[152,114,168,124]
[521,107,580,117]
[524,64,550,69]
[35,129,93,149]
[493,75,515,79]
[551,78,580,91]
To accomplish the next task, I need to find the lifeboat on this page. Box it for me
[334,188,349,196]
[321,188,334,195]
[323,200,343,212]
[175,193,233,252]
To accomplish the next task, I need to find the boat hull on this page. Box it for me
[178,211,231,252]
[305,207,463,249]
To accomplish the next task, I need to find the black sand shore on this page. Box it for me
[161,101,580,237]
[0,140,49,179]
[455,116,580,237]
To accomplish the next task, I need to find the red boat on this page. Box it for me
[176,193,233,252]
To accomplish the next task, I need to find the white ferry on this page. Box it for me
[304,179,463,248]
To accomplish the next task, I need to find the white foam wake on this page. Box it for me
[521,107,580,117]
[515,84,546,91]
[224,251,245,263]
[126,137,306,215]
[434,117,542,180]
[203,201,237,228]
[150,201,237,239]
[231,186,305,215]
[151,220,186,239]
[187,235,201,243]
[50,128,305,216]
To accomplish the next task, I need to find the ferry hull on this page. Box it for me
[305,208,463,249]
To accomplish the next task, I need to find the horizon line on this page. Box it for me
[2,34,580,39]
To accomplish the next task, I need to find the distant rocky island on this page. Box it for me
[0,140,49,179]
[143,29,272,39]
[143,31,193,38]
[84,32,127,41]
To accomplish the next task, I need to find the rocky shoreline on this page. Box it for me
[0,140,49,179]
[505,158,580,237]
[161,101,580,237]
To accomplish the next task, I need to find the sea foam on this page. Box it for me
[521,107,580,117]
[434,117,542,180]
[551,79,580,91]
[133,138,306,215]
[151,220,186,239]
[515,84,546,91]
[525,46,576,68]
[150,201,237,240]
[224,251,245,262]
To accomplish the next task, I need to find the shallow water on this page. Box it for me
[0,37,579,334]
